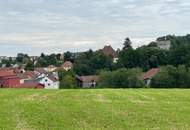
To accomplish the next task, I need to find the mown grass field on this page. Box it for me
[0,89,190,130]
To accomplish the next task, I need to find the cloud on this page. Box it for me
[0,0,189,56]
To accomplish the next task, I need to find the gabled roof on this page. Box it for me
[62,61,73,68]
[48,65,56,68]
[76,75,99,83]
[102,45,118,58]
[36,73,58,82]
[0,70,16,77]
[25,71,36,79]
[142,68,160,80]
[35,68,48,74]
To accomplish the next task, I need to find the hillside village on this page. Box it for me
[0,34,190,89]
[0,45,119,89]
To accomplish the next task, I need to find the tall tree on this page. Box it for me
[74,50,113,75]
[123,37,132,50]
[64,51,73,62]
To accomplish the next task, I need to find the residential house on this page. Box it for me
[34,67,59,89]
[61,61,73,71]
[157,40,171,50]
[76,75,99,88]
[47,65,57,72]
[102,45,118,63]
[34,68,48,78]
[142,68,160,87]
[36,74,59,89]
[0,70,21,88]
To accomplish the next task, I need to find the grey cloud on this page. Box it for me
[0,0,189,56]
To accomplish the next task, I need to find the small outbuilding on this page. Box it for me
[142,68,160,87]
[76,75,99,88]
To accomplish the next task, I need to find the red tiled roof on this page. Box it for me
[35,68,48,74]
[0,70,16,77]
[102,45,118,58]
[62,61,73,68]
[142,68,160,80]
[25,71,36,79]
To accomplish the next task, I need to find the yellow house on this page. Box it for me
[47,65,57,72]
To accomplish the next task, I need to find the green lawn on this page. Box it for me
[0,89,190,130]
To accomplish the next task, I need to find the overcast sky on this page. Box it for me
[0,0,190,56]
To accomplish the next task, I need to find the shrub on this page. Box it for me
[99,68,145,88]
[151,65,190,88]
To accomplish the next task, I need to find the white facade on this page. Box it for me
[38,76,59,89]
[144,79,151,87]
[157,40,171,50]
[20,78,30,84]
[63,66,72,71]
[113,58,119,63]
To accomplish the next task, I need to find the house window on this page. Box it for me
[48,83,50,86]
[45,79,48,82]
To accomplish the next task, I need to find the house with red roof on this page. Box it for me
[61,61,73,71]
[102,45,118,63]
[0,70,21,88]
[142,68,160,86]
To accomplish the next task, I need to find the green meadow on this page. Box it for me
[0,89,190,130]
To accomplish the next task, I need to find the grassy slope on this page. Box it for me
[0,89,190,130]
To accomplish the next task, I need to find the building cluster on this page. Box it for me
[0,45,161,89]
[0,60,74,89]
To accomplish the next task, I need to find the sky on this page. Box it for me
[0,0,190,56]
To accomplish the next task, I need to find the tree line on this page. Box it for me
[1,34,190,88]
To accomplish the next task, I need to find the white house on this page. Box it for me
[34,68,48,78]
[37,75,59,89]
[157,40,171,50]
